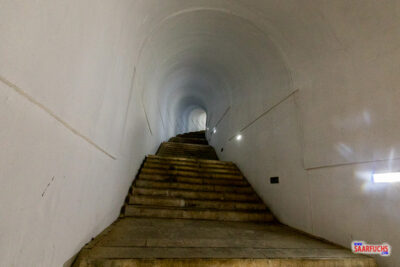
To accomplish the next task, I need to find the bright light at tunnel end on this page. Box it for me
[372,172,400,183]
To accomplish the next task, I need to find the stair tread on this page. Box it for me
[142,169,243,178]
[147,155,231,165]
[127,204,269,214]
[138,177,247,188]
[169,137,208,145]
[134,180,253,194]
[129,194,267,209]
[132,186,259,198]
[138,173,248,185]
[74,218,374,266]
[124,205,273,222]
[131,190,260,204]
[140,169,244,180]
[78,247,367,260]
[146,157,236,167]
[142,163,241,173]
[136,178,249,188]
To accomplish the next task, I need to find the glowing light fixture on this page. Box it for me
[213,128,217,134]
[236,134,242,141]
[372,172,400,183]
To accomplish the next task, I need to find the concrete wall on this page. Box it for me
[1,1,400,266]
[0,1,162,266]
[206,2,400,266]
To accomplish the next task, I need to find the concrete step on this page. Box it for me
[132,187,260,202]
[124,205,273,222]
[177,130,206,138]
[75,250,376,267]
[138,173,249,186]
[143,161,241,174]
[147,155,234,167]
[157,142,218,160]
[177,134,206,139]
[73,218,376,267]
[134,179,253,194]
[169,137,208,145]
[129,194,268,211]
[140,168,244,180]
[146,158,238,171]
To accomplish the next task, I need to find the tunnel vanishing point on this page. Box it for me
[1,1,400,267]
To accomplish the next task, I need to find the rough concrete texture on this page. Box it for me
[0,1,399,266]
[73,218,376,267]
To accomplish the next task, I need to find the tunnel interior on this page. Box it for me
[1,1,400,266]
[137,9,291,141]
[185,106,207,133]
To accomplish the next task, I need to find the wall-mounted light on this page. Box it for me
[372,172,400,183]
[213,127,217,134]
[235,134,242,141]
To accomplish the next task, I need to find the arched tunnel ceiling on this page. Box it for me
[131,0,400,168]
[134,6,292,138]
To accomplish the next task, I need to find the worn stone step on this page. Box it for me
[129,195,268,211]
[140,168,244,180]
[75,251,376,267]
[178,132,205,136]
[146,158,238,171]
[147,155,234,166]
[124,205,273,222]
[177,131,206,138]
[132,187,260,202]
[135,180,253,194]
[138,173,248,186]
[169,137,208,145]
[157,142,218,160]
[159,146,214,152]
[73,217,376,267]
[143,162,241,174]
[157,152,217,160]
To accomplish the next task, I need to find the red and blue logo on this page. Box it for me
[352,241,391,256]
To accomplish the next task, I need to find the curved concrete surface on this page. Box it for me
[0,1,399,266]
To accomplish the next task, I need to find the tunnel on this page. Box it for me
[1,1,400,266]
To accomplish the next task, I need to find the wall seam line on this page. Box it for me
[0,74,116,160]
[228,89,299,140]
[305,156,400,171]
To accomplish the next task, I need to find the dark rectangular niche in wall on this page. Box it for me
[270,177,279,184]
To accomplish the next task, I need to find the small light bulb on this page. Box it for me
[236,134,242,141]
[213,128,217,134]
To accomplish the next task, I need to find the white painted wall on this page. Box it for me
[0,1,161,266]
[205,2,400,267]
[1,1,400,266]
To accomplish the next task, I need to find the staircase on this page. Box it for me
[73,131,376,267]
[125,131,272,222]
